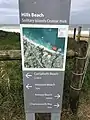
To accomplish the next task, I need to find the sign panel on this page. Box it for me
[23,71,64,113]
[19,0,71,25]
[19,0,71,115]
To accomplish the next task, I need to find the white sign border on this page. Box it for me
[20,24,69,71]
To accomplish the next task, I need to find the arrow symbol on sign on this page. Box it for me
[26,73,32,78]
[54,94,60,99]
[54,103,60,108]
[26,84,32,89]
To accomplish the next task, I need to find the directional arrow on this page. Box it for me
[26,84,32,89]
[26,73,32,78]
[54,94,60,99]
[54,103,60,108]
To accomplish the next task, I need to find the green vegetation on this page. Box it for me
[0,30,20,50]
[0,30,90,120]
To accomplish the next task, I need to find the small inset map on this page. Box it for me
[58,27,68,37]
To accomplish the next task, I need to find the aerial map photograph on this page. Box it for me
[22,27,66,68]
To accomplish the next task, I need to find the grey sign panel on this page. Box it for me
[23,71,64,113]
[19,0,71,25]
[19,0,71,115]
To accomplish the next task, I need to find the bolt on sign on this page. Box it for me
[19,0,71,120]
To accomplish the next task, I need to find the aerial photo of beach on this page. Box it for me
[22,27,66,68]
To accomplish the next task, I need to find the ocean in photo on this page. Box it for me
[23,28,65,54]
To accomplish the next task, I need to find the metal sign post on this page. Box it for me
[19,0,71,120]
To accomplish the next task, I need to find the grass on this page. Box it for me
[0,61,25,120]
[0,31,20,50]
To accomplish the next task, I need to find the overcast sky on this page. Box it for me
[0,0,90,24]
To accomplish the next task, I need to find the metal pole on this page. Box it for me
[51,113,60,120]
[26,113,35,120]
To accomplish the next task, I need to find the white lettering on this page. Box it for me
[21,13,30,17]
[47,19,59,23]
[31,13,44,17]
